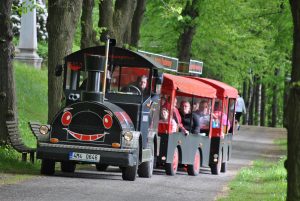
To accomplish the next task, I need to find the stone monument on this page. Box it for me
[15,0,43,69]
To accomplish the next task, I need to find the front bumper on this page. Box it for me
[37,143,138,167]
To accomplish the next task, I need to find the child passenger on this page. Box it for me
[160,107,178,133]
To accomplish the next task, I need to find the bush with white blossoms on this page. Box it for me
[11,0,48,41]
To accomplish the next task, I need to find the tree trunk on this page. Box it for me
[177,0,200,61]
[260,83,266,126]
[47,0,83,123]
[112,0,137,46]
[99,0,113,43]
[246,76,254,125]
[271,68,279,127]
[81,0,98,49]
[254,76,261,126]
[130,0,147,47]
[283,71,290,127]
[99,0,137,46]
[242,80,247,125]
[0,0,16,144]
[287,1,300,200]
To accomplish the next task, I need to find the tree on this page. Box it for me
[0,0,16,144]
[81,0,99,49]
[177,0,200,61]
[47,0,83,123]
[98,0,137,46]
[287,1,300,200]
[130,0,147,47]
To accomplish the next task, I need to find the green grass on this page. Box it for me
[218,138,287,201]
[15,62,48,147]
[0,62,48,181]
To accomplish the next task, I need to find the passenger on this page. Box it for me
[160,107,177,133]
[172,98,188,135]
[198,100,211,130]
[212,102,230,132]
[179,101,200,135]
[192,102,199,112]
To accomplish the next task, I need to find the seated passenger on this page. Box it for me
[172,98,188,135]
[179,101,200,134]
[198,100,210,130]
[160,107,177,133]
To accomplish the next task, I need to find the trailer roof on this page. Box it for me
[190,77,238,98]
[162,74,216,98]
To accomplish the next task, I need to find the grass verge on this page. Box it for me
[0,62,48,184]
[218,138,287,201]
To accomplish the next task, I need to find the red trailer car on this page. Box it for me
[190,77,238,174]
[156,74,217,176]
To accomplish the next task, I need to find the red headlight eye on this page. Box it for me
[61,111,72,126]
[103,114,113,129]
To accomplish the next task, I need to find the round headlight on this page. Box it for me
[124,131,133,141]
[39,125,49,135]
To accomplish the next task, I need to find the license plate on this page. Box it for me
[69,152,100,163]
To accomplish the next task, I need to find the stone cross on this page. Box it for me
[15,0,43,69]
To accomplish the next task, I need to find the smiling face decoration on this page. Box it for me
[61,109,113,142]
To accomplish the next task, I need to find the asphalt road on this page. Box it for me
[0,126,286,201]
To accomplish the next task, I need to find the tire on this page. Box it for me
[165,147,179,176]
[122,146,139,181]
[138,145,154,178]
[61,161,76,173]
[96,164,109,171]
[41,159,55,175]
[211,152,222,175]
[221,162,227,173]
[187,149,200,176]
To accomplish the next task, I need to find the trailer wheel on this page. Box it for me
[41,159,55,175]
[122,146,139,181]
[165,147,179,176]
[61,161,76,173]
[138,145,154,178]
[96,164,109,171]
[221,162,227,173]
[211,152,222,175]
[187,149,200,176]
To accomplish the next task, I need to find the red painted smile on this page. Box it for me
[64,129,106,141]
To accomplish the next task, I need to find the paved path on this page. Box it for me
[0,126,286,201]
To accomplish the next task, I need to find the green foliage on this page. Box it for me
[0,145,40,174]
[218,158,287,201]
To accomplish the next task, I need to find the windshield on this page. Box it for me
[109,66,150,96]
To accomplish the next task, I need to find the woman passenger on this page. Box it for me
[179,101,200,135]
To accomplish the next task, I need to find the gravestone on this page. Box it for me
[15,0,43,69]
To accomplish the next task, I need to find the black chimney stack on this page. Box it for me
[82,54,106,102]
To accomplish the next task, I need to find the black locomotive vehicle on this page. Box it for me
[34,40,163,181]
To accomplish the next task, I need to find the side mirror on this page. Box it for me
[55,64,63,76]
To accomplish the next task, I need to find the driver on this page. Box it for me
[137,75,148,94]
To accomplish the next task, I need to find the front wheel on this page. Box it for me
[165,147,179,176]
[41,159,55,175]
[122,146,139,181]
[61,161,76,173]
[187,149,200,176]
[138,145,154,178]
